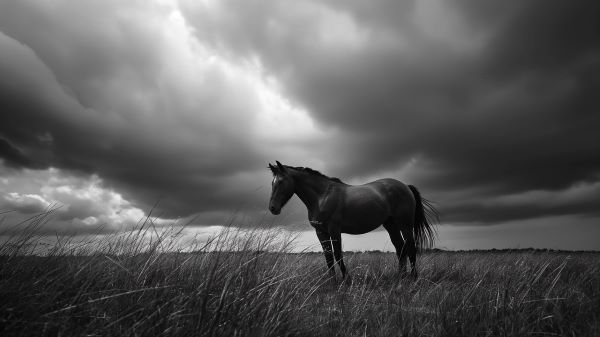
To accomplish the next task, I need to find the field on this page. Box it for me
[1,223,599,336]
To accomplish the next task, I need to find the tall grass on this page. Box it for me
[1,214,599,336]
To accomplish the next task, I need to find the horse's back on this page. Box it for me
[362,178,416,219]
[337,178,415,234]
[363,178,412,200]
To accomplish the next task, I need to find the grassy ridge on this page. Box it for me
[1,225,599,336]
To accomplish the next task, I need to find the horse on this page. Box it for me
[268,161,438,278]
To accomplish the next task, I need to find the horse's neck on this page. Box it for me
[292,173,333,214]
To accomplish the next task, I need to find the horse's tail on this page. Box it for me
[408,185,439,249]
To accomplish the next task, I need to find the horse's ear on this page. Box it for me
[276,161,286,173]
[268,163,276,174]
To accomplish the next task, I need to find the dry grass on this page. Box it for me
[1,215,599,336]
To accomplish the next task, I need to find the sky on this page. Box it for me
[1,0,599,251]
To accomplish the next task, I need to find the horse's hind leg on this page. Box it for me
[400,228,417,278]
[383,221,407,275]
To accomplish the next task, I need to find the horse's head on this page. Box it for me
[268,161,295,215]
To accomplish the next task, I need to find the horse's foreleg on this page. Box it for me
[330,229,347,278]
[316,230,335,277]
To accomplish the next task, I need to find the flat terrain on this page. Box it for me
[1,231,599,336]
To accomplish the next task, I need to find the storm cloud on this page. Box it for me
[0,0,599,236]
[180,0,600,223]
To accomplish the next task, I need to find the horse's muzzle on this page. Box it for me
[269,205,280,215]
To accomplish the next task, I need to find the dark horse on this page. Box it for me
[268,161,438,278]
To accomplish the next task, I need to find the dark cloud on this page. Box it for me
[0,138,38,168]
[442,181,600,224]
[0,2,280,221]
[0,0,598,232]
[481,0,600,78]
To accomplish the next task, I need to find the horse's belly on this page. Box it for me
[339,188,389,234]
[341,221,382,235]
[341,211,387,234]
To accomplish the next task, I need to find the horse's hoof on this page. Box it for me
[342,274,352,285]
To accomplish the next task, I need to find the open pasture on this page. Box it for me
[1,230,599,337]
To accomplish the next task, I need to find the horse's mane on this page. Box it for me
[287,166,345,184]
